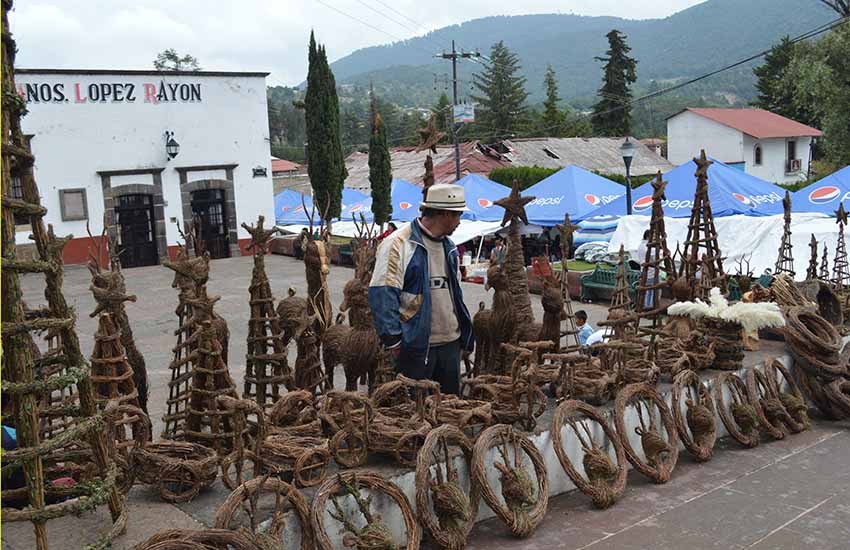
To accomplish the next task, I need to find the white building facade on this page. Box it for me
[14,69,273,266]
[667,108,822,185]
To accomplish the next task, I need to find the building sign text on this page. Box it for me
[17,81,203,104]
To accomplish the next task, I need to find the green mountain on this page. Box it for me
[324,0,835,107]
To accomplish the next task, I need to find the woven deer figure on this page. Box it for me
[483,260,516,375]
[539,271,567,351]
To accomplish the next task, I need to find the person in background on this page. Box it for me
[490,237,506,266]
[576,309,594,345]
[377,222,398,241]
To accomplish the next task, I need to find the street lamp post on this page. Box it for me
[621,137,636,215]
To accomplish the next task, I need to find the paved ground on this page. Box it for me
[6,254,849,549]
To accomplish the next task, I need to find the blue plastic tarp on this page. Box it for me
[791,165,850,215]
[455,174,511,221]
[390,178,424,222]
[276,188,370,225]
[522,166,624,225]
[581,158,786,220]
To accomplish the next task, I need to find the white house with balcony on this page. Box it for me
[667,107,822,184]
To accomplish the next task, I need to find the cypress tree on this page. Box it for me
[591,30,637,137]
[541,65,565,137]
[305,32,346,219]
[369,86,393,226]
[471,41,529,142]
[752,37,802,122]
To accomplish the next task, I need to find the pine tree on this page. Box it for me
[305,32,347,219]
[591,30,637,137]
[541,65,565,136]
[752,37,800,121]
[432,93,451,138]
[471,41,529,142]
[369,86,393,226]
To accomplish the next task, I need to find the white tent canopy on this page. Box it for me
[609,213,837,277]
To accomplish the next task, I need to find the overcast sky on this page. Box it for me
[9,0,704,86]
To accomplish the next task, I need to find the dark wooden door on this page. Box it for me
[191,189,230,259]
[115,194,158,268]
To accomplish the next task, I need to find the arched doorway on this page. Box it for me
[190,188,230,259]
[114,193,158,268]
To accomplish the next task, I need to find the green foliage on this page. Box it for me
[751,36,810,122]
[488,166,559,189]
[153,48,201,71]
[471,41,530,142]
[369,92,393,225]
[592,30,637,136]
[431,93,452,141]
[268,85,307,162]
[305,32,347,218]
[592,172,655,188]
[541,65,566,136]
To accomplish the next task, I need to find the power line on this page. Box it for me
[352,0,451,53]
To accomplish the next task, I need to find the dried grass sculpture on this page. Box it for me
[367,376,438,466]
[555,213,581,349]
[415,425,481,549]
[320,391,372,468]
[133,441,218,503]
[614,383,679,484]
[679,150,727,293]
[89,312,140,408]
[214,476,314,550]
[476,260,516,375]
[471,424,548,538]
[494,180,536,334]
[784,306,849,380]
[548,352,616,405]
[671,370,717,462]
[312,471,421,550]
[552,400,627,509]
[598,245,635,341]
[132,529,265,550]
[426,394,492,439]
[746,367,800,439]
[241,216,293,408]
[774,191,796,277]
[0,4,126,545]
[267,389,323,437]
[767,359,811,430]
[712,372,760,448]
[832,204,850,291]
[302,197,334,335]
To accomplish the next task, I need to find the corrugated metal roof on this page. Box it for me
[679,108,822,139]
[499,137,672,176]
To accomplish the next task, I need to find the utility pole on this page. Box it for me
[437,40,480,181]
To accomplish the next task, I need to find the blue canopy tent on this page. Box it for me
[521,165,624,225]
[791,165,850,215]
[583,158,786,220]
[275,189,312,225]
[455,173,511,221]
[390,178,424,222]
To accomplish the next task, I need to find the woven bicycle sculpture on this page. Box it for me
[671,370,717,462]
[425,394,493,439]
[471,424,548,538]
[712,372,760,448]
[213,476,314,550]
[133,440,218,503]
[415,425,481,549]
[552,400,627,509]
[614,383,679,484]
[131,529,265,550]
[312,471,421,550]
[546,352,616,405]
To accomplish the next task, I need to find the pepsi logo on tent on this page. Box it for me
[281,206,291,212]
[632,196,653,212]
[294,205,304,213]
[399,201,412,210]
[732,193,752,206]
[809,186,841,204]
[584,194,600,206]
[478,198,493,208]
[350,204,363,213]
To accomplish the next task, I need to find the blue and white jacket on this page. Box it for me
[368,220,474,368]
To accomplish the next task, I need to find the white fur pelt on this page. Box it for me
[668,288,785,332]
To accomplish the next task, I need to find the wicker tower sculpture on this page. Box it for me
[555,213,581,348]
[600,245,635,341]
[494,180,537,335]
[1,1,126,545]
[241,215,293,408]
[832,204,849,291]
[806,235,819,281]
[680,151,727,293]
[774,191,795,278]
[634,173,677,340]
[820,246,830,282]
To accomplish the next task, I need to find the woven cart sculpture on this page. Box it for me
[415,425,481,549]
[312,471,421,550]
[614,383,679,484]
[133,440,218,503]
[471,424,548,538]
[670,370,717,462]
[0,3,126,545]
[546,351,616,405]
[241,215,293,408]
[552,400,628,509]
[713,372,760,448]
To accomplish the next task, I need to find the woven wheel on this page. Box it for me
[792,364,846,420]
[471,424,548,538]
[213,476,314,550]
[766,359,810,432]
[712,372,760,448]
[293,447,330,487]
[671,370,717,462]
[746,368,790,440]
[331,429,369,468]
[415,425,480,549]
[312,471,421,550]
[131,529,264,550]
[552,400,627,509]
[220,450,260,491]
[613,383,679,484]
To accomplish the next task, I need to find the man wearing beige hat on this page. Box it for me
[368,184,474,394]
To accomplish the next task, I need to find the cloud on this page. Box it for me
[8,0,703,86]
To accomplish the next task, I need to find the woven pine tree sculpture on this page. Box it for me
[832,204,849,291]
[90,313,141,409]
[600,244,634,341]
[555,213,580,349]
[680,150,727,293]
[634,173,677,339]
[774,191,795,278]
[494,180,536,335]
[242,215,292,408]
[820,246,830,282]
[806,235,819,281]
[1,1,126,545]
